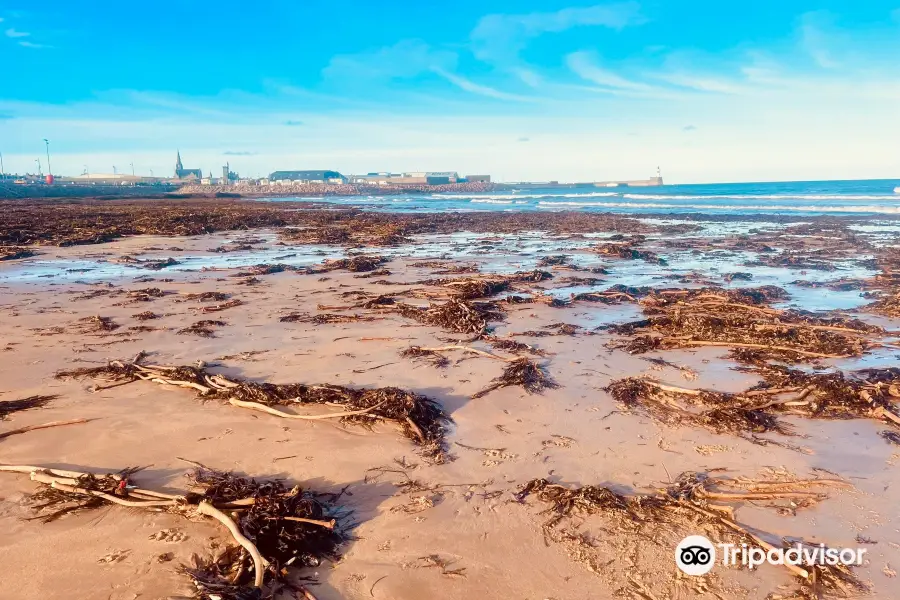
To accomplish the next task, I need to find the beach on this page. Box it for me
[1,194,899,600]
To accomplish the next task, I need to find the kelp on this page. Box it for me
[56,357,450,461]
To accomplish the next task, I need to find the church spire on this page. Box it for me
[175,150,183,176]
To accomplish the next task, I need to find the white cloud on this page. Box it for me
[565,51,659,94]
[19,41,49,49]
[323,39,457,80]
[5,27,29,38]
[472,2,644,62]
[512,67,543,88]
[651,71,752,95]
[431,68,533,101]
[3,8,899,183]
[799,11,841,68]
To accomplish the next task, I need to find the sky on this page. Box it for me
[1,1,899,183]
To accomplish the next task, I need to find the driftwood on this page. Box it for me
[57,355,449,462]
[2,463,343,599]
[517,472,864,599]
[607,367,900,439]
[0,418,93,441]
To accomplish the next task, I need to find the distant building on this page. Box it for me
[174,151,202,180]
[465,174,491,183]
[425,171,459,184]
[349,171,459,186]
[269,170,345,184]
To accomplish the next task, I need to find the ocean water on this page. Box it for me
[263,179,900,216]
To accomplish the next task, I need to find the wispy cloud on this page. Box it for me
[683,125,697,131]
[565,51,659,94]
[472,2,644,62]
[223,151,257,156]
[512,67,543,88]
[323,39,456,80]
[284,120,304,126]
[5,27,30,38]
[19,41,49,49]
[799,11,841,68]
[651,70,754,95]
[431,68,533,101]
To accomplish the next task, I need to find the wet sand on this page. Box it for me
[1,216,899,600]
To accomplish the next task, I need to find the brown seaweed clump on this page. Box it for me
[865,291,900,317]
[594,243,667,265]
[0,246,36,261]
[395,297,504,335]
[179,291,229,302]
[472,358,559,398]
[485,337,547,357]
[515,474,865,599]
[126,287,167,302]
[606,377,793,436]
[318,255,389,273]
[741,364,900,425]
[180,467,343,599]
[57,358,450,461]
[400,346,451,368]
[606,364,900,439]
[12,463,343,600]
[0,395,57,419]
[132,310,160,321]
[605,287,879,362]
[75,315,120,333]
[745,251,838,271]
[280,312,378,324]
[177,320,227,337]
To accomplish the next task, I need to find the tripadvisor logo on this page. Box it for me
[675,535,867,575]
[676,535,716,575]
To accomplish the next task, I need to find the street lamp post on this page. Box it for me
[130,162,135,176]
[43,139,51,178]
[0,151,4,180]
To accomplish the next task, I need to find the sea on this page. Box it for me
[265,179,900,217]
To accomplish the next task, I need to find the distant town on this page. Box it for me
[0,150,664,195]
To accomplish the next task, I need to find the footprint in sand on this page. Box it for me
[97,549,131,564]
[148,528,188,543]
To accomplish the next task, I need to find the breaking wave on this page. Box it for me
[535,201,900,214]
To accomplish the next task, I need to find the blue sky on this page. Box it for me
[2,1,899,182]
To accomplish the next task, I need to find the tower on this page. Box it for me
[175,150,184,177]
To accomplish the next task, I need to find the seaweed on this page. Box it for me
[0,246,36,261]
[472,359,559,398]
[606,363,900,439]
[318,255,389,273]
[180,291,230,302]
[594,243,667,265]
[605,287,877,361]
[394,297,504,335]
[0,395,57,420]
[7,464,343,600]
[515,473,865,599]
[56,357,450,461]
[400,347,451,368]
[178,320,227,337]
[132,311,160,321]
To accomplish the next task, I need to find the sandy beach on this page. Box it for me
[1,199,899,600]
